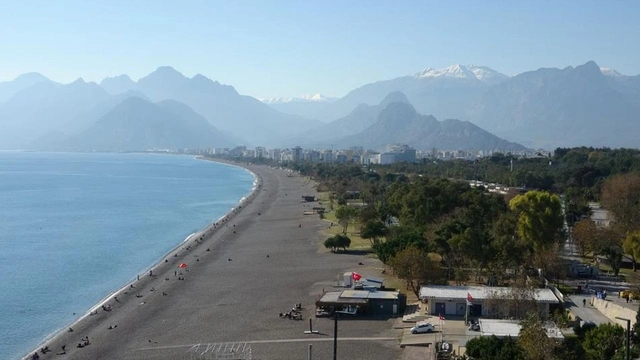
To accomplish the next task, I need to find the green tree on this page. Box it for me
[465,335,525,360]
[335,205,358,235]
[324,236,338,252]
[509,191,565,268]
[623,230,640,272]
[582,323,625,360]
[634,304,640,345]
[489,212,525,282]
[334,234,351,251]
[389,246,442,298]
[324,234,351,252]
[373,225,425,263]
[598,227,624,276]
[361,219,387,246]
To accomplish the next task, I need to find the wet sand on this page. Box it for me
[29,164,399,360]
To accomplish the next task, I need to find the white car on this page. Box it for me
[410,322,435,334]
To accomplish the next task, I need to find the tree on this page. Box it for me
[509,191,565,268]
[573,219,599,258]
[485,279,538,320]
[582,323,625,360]
[465,335,525,360]
[324,234,351,252]
[489,212,525,282]
[633,302,640,345]
[361,219,387,246]
[373,225,425,263]
[389,246,443,298]
[335,205,358,235]
[598,227,624,276]
[601,173,640,235]
[518,314,559,360]
[334,234,351,251]
[324,236,338,252]
[623,230,640,272]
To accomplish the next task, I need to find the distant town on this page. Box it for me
[172,144,549,164]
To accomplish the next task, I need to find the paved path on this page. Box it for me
[566,294,612,325]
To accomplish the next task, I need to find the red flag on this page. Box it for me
[352,272,362,281]
[467,292,474,302]
[439,313,445,321]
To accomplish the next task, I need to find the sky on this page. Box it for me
[1,0,639,98]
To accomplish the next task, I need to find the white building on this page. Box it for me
[419,285,560,318]
[378,153,395,165]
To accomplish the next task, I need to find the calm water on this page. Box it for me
[0,152,254,359]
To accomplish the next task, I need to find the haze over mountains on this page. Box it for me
[267,62,640,149]
[0,61,638,152]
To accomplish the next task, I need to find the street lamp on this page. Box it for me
[615,316,631,360]
[333,310,351,360]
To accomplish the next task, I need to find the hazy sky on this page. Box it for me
[1,0,638,98]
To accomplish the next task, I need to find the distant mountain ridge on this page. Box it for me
[289,91,411,147]
[0,78,112,149]
[266,64,510,123]
[333,101,525,151]
[0,72,54,103]
[269,62,640,149]
[99,67,319,146]
[65,97,234,151]
[465,61,640,148]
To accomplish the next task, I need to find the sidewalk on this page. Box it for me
[566,294,612,325]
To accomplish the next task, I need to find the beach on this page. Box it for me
[28,163,399,360]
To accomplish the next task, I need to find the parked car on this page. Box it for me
[620,289,640,300]
[410,322,435,334]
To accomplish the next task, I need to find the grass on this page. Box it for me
[317,191,374,253]
[316,191,424,302]
[557,283,579,295]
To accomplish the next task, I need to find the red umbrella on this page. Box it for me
[178,263,188,268]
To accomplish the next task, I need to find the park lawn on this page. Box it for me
[322,219,374,252]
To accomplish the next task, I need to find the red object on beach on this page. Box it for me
[179,263,188,268]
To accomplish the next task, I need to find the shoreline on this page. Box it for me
[22,157,261,360]
[28,161,398,360]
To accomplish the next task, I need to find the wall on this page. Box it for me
[592,297,637,327]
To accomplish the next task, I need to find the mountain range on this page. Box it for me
[99,67,319,146]
[266,62,640,149]
[0,61,638,152]
[310,93,525,151]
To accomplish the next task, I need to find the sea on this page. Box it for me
[0,152,255,360]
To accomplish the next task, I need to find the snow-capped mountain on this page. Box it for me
[261,94,337,104]
[600,67,625,77]
[414,64,509,84]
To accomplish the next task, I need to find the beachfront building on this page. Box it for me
[316,289,406,317]
[419,285,560,318]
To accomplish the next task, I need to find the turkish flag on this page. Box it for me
[467,292,474,302]
[352,272,362,281]
[439,313,445,321]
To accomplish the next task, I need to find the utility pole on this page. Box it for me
[333,312,338,360]
[616,317,631,360]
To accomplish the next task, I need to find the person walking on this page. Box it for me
[583,298,586,307]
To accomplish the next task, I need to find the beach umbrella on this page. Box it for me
[179,263,188,268]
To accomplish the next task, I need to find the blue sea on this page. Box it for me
[0,152,254,360]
